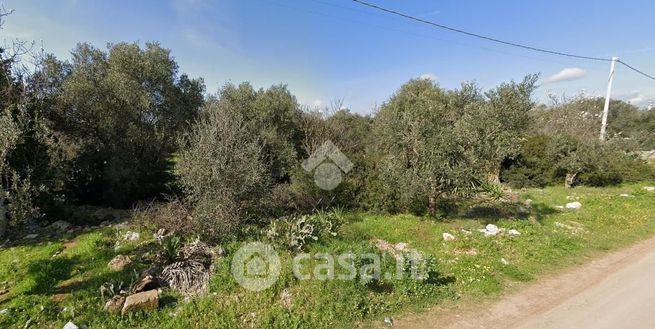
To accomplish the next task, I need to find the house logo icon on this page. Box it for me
[301,140,353,191]
[231,242,281,291]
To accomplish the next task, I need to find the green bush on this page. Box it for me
[501,135,555,188]
[502,134,655,188]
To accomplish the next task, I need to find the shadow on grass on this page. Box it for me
[367,273,456,294]
[428,274,456,286]
[25,256,80,295]
[461,202,557,223]
[22,237,142,299]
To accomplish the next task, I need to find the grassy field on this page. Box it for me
[0,183,654,328]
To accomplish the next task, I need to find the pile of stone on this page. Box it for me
[477,224,521,237]
[373,239,410,260]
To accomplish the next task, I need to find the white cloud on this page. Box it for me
[622,91,655,108]
[419,73,438,81]
[544,67,587,84]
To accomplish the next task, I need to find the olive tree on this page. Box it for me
[548,135,607,188]
[177,97,268,240]
[476,75,538,182]
[0,111,21,237]
[371,79,483,213]
[0,55,41,238]
[216,82,302,183]
[55,42,204,207]
[0,9,44,236]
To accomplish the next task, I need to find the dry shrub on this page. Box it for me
[134,198,195,236]
[159,239,220,296]
[160,260,209,296]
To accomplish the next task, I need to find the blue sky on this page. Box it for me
[2,0,654,113]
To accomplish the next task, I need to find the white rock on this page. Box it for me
[619,193,631,197]
[565,201,582,209]
[63,322,79,329]
[555,205,565,209]
[486,224,499,232]
[644,186,655,192]
[0,309,7,315]
[508,229,521,236]
[23,234,38,239]
[501,258,509,265]
[122,231,140,241]
[555,221,585,234]
[442,233,456,241]
[482,224,500,236]
[394,242,409,251]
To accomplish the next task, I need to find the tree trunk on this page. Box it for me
[564,172,577,189]
[428,184,440,215]
[0,192,6,239]
[428,194,437,215]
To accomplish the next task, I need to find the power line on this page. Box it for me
[352,0,610,62]
[617,60,655,81]
[352,0,655,81]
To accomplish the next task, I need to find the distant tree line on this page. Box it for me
[1,14,654,239]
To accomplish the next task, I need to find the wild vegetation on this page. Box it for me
[2,184,655,328]
[1,8,655,329]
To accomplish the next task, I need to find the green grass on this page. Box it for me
[1,183,655,328]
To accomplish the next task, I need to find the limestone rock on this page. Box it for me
[479,224,499,236]
[121,290,159,315]
[122,231,140,241]
[104,295,125,314]
[508,229,521,236]
[566,201,582,209]
[442,232,456,241]
[108,255,132,271]
[394,242,408,251]
[49,220,71,231]
[63,322,79,329]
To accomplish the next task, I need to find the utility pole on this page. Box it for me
[599,56,618,141]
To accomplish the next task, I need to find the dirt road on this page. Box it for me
[394,236,655,329]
